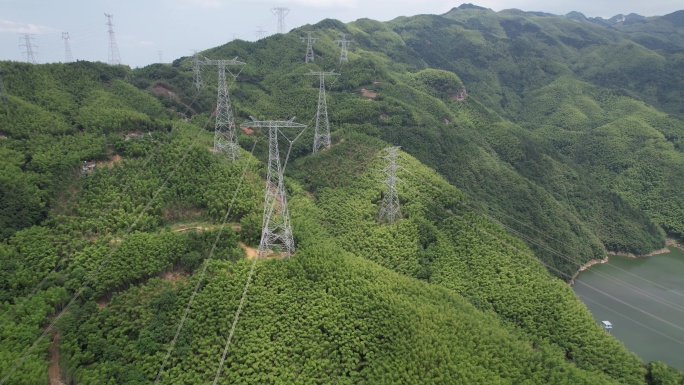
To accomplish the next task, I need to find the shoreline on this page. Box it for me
[569,238,682,286]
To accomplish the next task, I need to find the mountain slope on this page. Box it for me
[1,4,684,383]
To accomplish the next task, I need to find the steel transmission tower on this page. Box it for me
[158,50,163,63]
[105,13,121,65]
[242,119,306,258]
[305,70,339,153]
[19,34,37,64]
[335,33,352,64]
[62,32,73,62]
[256,27,267,40]
[203,57,245,161]
[300,31,316,63]
[272,7,290,34]
[379,147,402,224]
[192,51,203,91]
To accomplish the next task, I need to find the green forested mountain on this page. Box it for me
[1,3,684,384]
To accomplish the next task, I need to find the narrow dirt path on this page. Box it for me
[48,333,64,385]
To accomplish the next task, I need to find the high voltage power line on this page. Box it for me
[6,19,682,382]
[0,85,205,332]
[452,189,684,301]
[395,158,684,344]
[399,163,684,308]
[154,141,258,384]
[0,116,211,384]
[0,83,207,384]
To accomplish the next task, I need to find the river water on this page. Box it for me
[573,247,684,371]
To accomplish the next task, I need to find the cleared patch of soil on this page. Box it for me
[240,125,254,135]
[163,207,203,222]
[162,270,187,284]
[48,333,64,385]
[151,83,196,114]
[360,88,377,98]
[152,84,178,99]
[239,242,259,260]
[97,154,122,168]
[171,221,215,233]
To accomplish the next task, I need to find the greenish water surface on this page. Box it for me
[573,247,684,371]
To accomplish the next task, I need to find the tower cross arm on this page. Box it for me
[304,70,340,77]
[202,57,246,66]
[242,119,307,129]
[300,31,316,42]
[335,38,352,45]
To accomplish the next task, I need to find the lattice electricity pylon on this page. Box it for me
[304,70,339,153]
[256,27,267,40]
[62,32,73,62]
[242,119,307,258]
[300,31,316,63]
[272,7,290,34]
[379,146,402,224]
[105,13,121,65]
[335,33,352,64]
[0,66,7,105]
[203,57,245,161]
[19,34,37,64]
[191,51,203,91]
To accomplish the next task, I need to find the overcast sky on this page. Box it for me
[1,0,682,68]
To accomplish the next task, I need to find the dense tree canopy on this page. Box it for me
[1,4,684,384]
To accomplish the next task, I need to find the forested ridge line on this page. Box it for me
[1,6,684,383]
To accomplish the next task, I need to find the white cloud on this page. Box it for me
[0,18,57,34]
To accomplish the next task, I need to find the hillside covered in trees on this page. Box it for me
[1,3,684,384]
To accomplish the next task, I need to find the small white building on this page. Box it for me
[601,320,613,333]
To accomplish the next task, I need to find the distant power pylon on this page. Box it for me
[105,13,121,65]
[300,31,316,63]
[19,34,37,64]
[272,7,290,34]
[305,70,339,153]
[256,27,267,40]
[379,147,402,224]
[191,51,203,91]
[62,32,73,62]
[335,33,352,64]
[203,57,245,161]
[0,66,8,105]
[242,119,307,258]
[158,50,163,63]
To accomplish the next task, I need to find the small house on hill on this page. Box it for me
[601,320,613,333]
[81,161,96,175]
